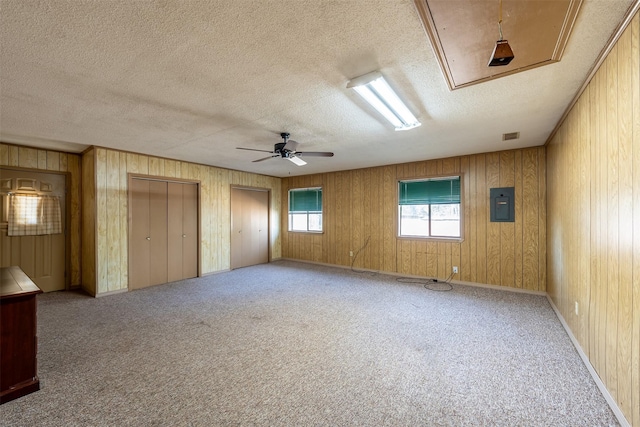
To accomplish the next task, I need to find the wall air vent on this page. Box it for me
[502,132,520,141]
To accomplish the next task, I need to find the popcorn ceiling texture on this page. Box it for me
[0,0,633,177]
[0,261,618,426]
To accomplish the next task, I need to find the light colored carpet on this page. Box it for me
[1,260,618,426]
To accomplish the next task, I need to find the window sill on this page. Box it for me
[397,235,464,243]
[288,230,324,234]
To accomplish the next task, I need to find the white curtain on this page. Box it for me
[7,194,62,236]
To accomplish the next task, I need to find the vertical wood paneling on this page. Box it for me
[119,152,128,288]
[475,155,488,284]
[631,13,640,427]
[282,148,545,291]
[606,45,620,401]
[88,147,281,294]
[37,150,47,169]
[67,154,82,287]
[485,153,501,285]
[468,156,477,281]
[616,22,634,417]
[537,146,546,292]
[82,148,96,295]
[547,13,639,425]
[499,151,515,287]
[0,144,8,165]
[96,149,108,294]
[460,156,470,281]
[106,150,120,292]
[522,149,539,291]
[59,152,68,172]
[513,150,523,288]
[8,145,19,166]
[46,151,60,171]
[19,147,37,168]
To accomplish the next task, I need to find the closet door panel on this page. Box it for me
[148,180,168,286]
[130,178,151,289]
[167,182,184,282]
[257,190,269,264]
[230,188,243,270]
[182,183,198,279]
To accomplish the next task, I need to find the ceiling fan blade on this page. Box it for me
[287,155,307,166]
[252,155,278,163]
[237,147,274,153]
[296,151,334,157]
[283,139,299,152]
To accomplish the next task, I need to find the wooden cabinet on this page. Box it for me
[1,266,42,404]
[129,178,198,290]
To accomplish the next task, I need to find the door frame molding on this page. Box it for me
[127,174,201,291]
[230,185,271,269]
[0,166,71,291]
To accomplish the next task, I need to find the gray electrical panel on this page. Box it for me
[490,187,515,222]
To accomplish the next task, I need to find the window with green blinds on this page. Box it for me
[288,187,323,232]
[399,177,460,205]
[289,188,322,212]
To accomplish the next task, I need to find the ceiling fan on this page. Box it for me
[236,133,334,166]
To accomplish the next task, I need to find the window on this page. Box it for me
[288,187,322,232]
[398,176,461,238]
[7,194,62,236]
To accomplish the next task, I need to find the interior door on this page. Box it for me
[0,168,66,292]
[230,187,269,269]
[130,178,151,289]
[130,177,197,290]
[167,182,198,282]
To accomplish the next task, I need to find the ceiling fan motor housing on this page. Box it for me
[274,142,287,157]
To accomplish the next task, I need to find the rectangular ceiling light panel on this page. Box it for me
[348,72,421,131]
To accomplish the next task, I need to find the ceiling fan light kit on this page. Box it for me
[488,0,514,67]
[347,71,421,131]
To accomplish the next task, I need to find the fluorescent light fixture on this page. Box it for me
[287,155,307,166]
[347,71,421,131]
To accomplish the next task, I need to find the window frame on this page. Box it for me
[397,175,464,241]
[287,186,323,233]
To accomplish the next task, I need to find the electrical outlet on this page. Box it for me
[349,251,353,257]
[575,301,579,315]
[453,266,458,274]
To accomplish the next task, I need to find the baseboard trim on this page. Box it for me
[545,295,630,427]
[278,258,546,296]
[201,268,231,277]
[94,288,128,298]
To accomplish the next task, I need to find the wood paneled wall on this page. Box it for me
[0,143,82,287]
[87,147,281,295]
[282,146,546,291]
[81,148,96,295]
[547,12,639,426]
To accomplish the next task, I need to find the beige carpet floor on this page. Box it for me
[0,260,618,426]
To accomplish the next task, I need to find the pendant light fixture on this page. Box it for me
[488,0,514,66]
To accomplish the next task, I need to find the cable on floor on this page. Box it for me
[396,271,454,291]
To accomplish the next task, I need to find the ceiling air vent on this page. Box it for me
[502,132,520,141]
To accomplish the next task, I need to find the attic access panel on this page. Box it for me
[414,0,582,90]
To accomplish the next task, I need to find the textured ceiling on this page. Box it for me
[0,0,635,178]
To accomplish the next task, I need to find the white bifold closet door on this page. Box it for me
[130,178,198,290]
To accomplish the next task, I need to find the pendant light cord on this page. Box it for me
[498,0,504,41]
